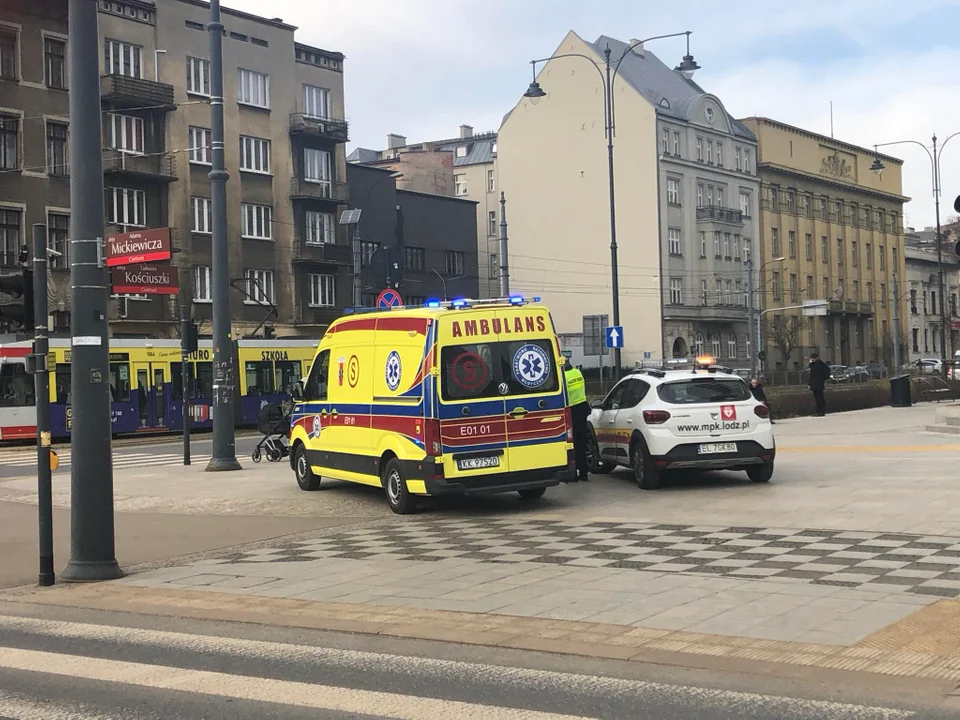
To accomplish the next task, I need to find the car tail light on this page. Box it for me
[423,419,442,457]
[564,407,573,441]
[642,410,671,425]
[754,404,770,419]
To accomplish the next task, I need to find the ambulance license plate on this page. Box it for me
[698,443,737,455]
[457,456,500,471]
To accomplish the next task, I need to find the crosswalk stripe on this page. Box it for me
[0,646,595,720]
[0,453,210,467]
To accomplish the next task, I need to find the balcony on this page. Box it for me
[292,238,352,266]
[289,114,349,143]
[100,74,176,111]
[290,178,349,203]
[696,206,743,225]
[102,150,177,182]
[858,302,874,315]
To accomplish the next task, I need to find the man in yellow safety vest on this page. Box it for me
[564,360,590,481]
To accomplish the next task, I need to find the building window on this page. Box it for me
[823,277,830,301]
[106,187,146,227]
[697,184,704,208]
[790,273,798,302]
[489,254,498,280]
[666,178,680,205]
[735,147,742,171]
[803,233,813,262]
[238,68,270,108]
[360,241,379,267]
[194,266,212,302]
[46,122,68,176]
[739,192,750,217]
[305,211,333,245]
[726,280,733,305]
[924,328,929,353]
[715,278,723,304]
[696,137,703,161]
[728,333,737,359]
[865,243,873,269]
[851,240,858,267]
[188,126,211,164]
[712,334,721,358]
[743,149,751,173]
[455,145,467,158]
[893,246,898,270]
[837,238,844,266]
[806,275,814,301]
[454,173,467,196]
[108,113,144,154]
[707,186,713,206]
[732,234,740,259]
[104,39,141,78]
[404,246,425,271]
[0,209,20,267]
[303,147,331,184]
[700,279,708,304]
[0,115,19,170]
[912,328,919,352]
[186,56,211,96]
[821,236,829,264]
[487,169,495,192]
[191,197,212,234]
[706,139,713,164]
[723,233,730,258]
[717,187,725,208]
[488,211,497,236]
[713,232,721,257]
[879,245,886,270]
[743,238,751,261]
[771,228,780,257]
[668,227,681,255]
[239,135,271,173]
[735,279,743,306]
[910,289,918,314]
[445,250,464,276]
[788,230,796,259]
[47,213,69,270]
[0,29,17,81]
[240,203,272,240]
[302,84,329,118]
[245,269,275,304]
[694,333,704,356]
[661,128,668,154]
[669,278,682,305]
[716,142,723,167]
[672,132,680,156]
[308,274,336,307]
[866,281,873,303]
[772,272,781,300]
[44,37,66,88]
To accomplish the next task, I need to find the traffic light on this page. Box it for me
[180,316,198,354]
[0,259,34,332]
[263,323,275,339]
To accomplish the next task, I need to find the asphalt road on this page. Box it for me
[0,604,955,720]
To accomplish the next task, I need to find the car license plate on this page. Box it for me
[457,455,501,471]
[697,443,737,455]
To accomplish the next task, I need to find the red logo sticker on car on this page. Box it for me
[720,405,737,420]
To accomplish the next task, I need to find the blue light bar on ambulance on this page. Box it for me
[509,295,525,305]
[451,298,469,309]
[425,299,441,308]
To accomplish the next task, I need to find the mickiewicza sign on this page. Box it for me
[110,265,179,295]
[105,227,172,267]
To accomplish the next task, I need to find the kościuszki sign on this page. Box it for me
[111,265,179,295]
[105,227,172,267]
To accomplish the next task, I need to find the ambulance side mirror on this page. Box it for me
[291,381,304,400]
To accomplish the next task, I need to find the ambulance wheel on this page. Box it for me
[294,444,320,491]
[586,428,615,474]
[518,487,546,500]
[630,439,660,490]
[382,458,417,515]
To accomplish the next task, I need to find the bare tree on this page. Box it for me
[765,315,804,366]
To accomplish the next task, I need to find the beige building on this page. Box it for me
[349,126,502,298]
[741,118,908,369]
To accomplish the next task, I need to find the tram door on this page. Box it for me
[133,362,167,429]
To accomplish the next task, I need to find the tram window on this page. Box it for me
[0,364,33,407]
[275,361,301,395]
[55,364,71,404]
[195,362,213,399]
[171,362,195,401]
[109,363,131,403]
[245,361,274,396]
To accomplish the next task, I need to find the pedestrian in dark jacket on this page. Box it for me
[808,353,831,416]
[749,377,775,424]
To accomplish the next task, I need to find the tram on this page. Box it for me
[0,338,317,440]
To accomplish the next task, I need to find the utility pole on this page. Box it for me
[499,192,509,297]
[180,305,194,466]
[602,47,622,379]
[746,257,756,377]
[206,0,240,472]
[61,0,122,582]
[32,224,54,587]
[352,223,362,307]
[933,134,949,372]
[892,274,902,371]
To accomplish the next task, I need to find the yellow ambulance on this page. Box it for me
[289,296,575,513]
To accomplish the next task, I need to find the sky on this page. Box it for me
[229,0,960,230]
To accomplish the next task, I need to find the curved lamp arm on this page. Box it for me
[874,139,935,194]
[934,131,960,195]
[528,53,610,136]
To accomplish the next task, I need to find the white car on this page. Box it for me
[586,365,775,489]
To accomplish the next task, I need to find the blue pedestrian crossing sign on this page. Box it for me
[605,326,624,349]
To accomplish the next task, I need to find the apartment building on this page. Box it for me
[740,118,908,369]
[498,31,758,367]
[0,0,350,337]
[348,126,501,298]
[904,228,959,362]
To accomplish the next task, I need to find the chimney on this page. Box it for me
[386,133,407,150]
[628,40,644,57]
[459,125,473,140]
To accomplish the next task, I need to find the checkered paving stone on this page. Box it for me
[215,520,960,598]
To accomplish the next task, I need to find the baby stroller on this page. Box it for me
[252,402,291,463]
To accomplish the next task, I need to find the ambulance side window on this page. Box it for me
[304,350,330,401]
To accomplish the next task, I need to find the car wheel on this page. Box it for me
[382,458,417,515]
[747,461,774,483]
[630,439,660,490]
[518,487,546,501]
[586,428,616,474]
[293,443,320,491]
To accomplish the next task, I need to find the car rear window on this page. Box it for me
[440,339,559,402]
[657,377,751,405]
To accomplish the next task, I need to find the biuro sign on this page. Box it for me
[105,227,172,267]
[450,315,546,338]
[111,265,179,295]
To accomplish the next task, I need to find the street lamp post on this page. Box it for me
[523,32,700,379]
[753,256,786,373]
[872,133,960,370]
